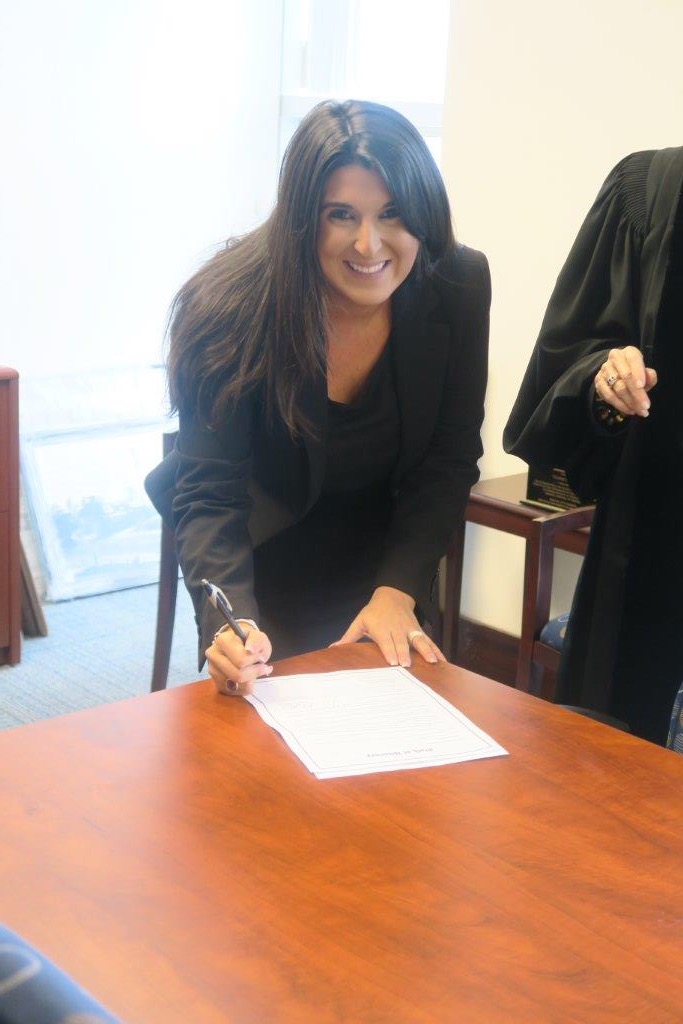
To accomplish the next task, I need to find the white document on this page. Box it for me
[245,666,507,779]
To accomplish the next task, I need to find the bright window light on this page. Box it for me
[280,0,451,161]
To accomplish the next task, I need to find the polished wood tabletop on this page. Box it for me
[1,644,682,1023]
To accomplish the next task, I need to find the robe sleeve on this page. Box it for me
[503,154,646,501]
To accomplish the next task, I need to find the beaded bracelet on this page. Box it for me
[593,396,627,431]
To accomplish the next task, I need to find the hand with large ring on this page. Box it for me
[330,586,446,668]
[594,346,657,418]
[206,622,273,697]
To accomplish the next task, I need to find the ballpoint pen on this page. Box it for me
[201,579,249,643]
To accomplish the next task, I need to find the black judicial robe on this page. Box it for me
[504,147,683,743]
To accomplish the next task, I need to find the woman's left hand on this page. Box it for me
[331,586,446,667]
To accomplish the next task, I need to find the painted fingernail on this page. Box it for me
[227,680,239,692]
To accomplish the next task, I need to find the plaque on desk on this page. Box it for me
[523,466,583,511]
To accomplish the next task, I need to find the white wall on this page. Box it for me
[1,0,283,381]
[442,0,683,635]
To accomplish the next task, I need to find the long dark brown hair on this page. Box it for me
[167,99,455,435]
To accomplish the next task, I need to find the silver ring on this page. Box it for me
[407,629,425,646]
[605,373,619,387]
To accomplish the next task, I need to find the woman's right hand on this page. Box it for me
[206,623,273,696]
[594,346,657,417]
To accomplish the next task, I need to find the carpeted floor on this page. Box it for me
[0,583,202,729]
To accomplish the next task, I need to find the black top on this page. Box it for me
[250,345,400,656]
[323,342,399,494]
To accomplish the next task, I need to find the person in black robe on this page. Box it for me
[504,147,683,744]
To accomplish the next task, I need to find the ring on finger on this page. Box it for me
[407,629,426,646]
[605,373,619,387]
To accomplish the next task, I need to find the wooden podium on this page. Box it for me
[0,368,21,664]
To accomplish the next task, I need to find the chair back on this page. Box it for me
[667,683,683,753]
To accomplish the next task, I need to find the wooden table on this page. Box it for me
[1,645,682,1023]
[443,474,594,675]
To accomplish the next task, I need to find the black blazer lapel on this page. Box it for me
[297,368,328,514]
[392,284,451,481]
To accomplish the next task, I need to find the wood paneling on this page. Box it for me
[0,368,20,664]
[0,510,8,647]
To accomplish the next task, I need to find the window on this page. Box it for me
[279,0,451,163]
[17,1,452,602]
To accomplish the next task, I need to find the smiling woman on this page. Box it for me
[320,165,421,404]
[145,99,491,699]
[319,165,420,312]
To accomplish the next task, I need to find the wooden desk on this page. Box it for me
[443,473,594,667]
[1,645,682,1023]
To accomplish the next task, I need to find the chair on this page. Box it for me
[667,683,683,753]
[515,504,596,696]
[442,499,595,695]
[0,923,121,1023]
[150,431,179,692]
[520,510,683,744]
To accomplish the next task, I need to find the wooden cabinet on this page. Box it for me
[0,368,20,664]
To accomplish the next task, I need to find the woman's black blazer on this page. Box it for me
[146,245,490,655]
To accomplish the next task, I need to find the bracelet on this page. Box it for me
[215,619,258,637]
[214,621,258,645]
[592,396,627,432]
